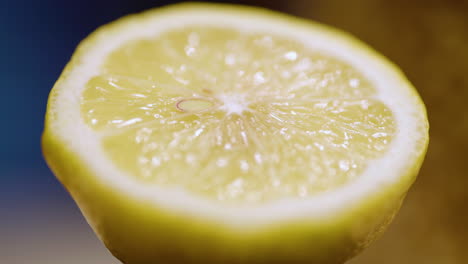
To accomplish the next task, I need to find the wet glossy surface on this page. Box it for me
[82,27,395,204]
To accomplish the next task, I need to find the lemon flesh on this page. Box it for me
[83,26,395,204]
[42,3,428,264]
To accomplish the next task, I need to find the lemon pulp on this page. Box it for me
[82,26,395,204]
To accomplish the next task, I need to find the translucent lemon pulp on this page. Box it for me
[82,26,395,204]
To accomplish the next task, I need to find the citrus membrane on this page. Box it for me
[42,3,428,264]
[82,26,396,204]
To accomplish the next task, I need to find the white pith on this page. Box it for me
[48,6,426,226]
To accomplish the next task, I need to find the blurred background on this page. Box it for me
[1,0,467,263]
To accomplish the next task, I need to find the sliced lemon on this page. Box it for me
[42,3,428,264]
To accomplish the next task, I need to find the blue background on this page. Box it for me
[1,0,189,203]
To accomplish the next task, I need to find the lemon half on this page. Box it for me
[42,3,428,264]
